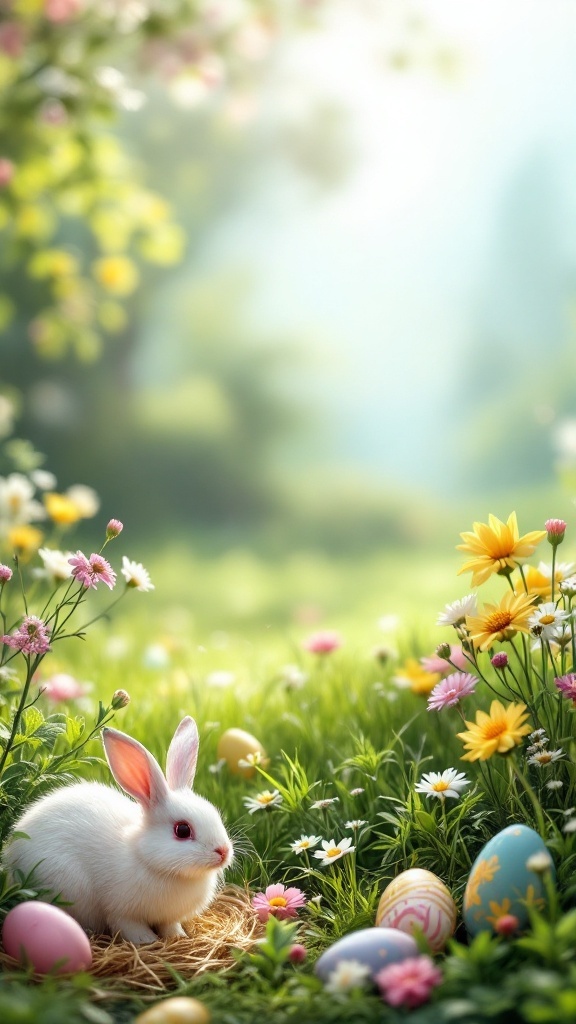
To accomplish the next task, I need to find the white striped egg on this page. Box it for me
[376,868,456,952]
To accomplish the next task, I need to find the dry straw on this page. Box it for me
[0,886,265,994]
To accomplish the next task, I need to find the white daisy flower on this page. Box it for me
[313,837,355,865]
[0,473,45,525]
[437,595,477,627]
[280,664,308,690]
[538,560,576,581]
[243,789,283,814]
[546,779,564,790]
[563,818,576,833]
[415,768,470,801]
[325,959,371,993]
[560,576,576,598]
[290,834,322,854]
[527,748,565,767]
[208,758,226,774]
[237,751,263,769]
[526,851,553,874]
[310,797,339,810]
[345,820,368,830]
[65,484,100,518]
[121,556,154,592]
[30,469,57,491]
[529,603,569,640]
[529,728,547,740]
[38,547,74,581]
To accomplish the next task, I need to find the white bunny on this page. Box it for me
[4,717,233,944]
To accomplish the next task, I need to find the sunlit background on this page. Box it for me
[5,0,576,640]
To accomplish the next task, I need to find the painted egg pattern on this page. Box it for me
[2,900,92,974]
[463,823,553,937]
[315,926,419,983]
[376,868,456,952]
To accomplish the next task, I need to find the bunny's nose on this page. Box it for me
[214,845,231,865]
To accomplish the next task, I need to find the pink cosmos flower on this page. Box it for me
[376,955,442,1009]
[40,673,89,702]
[555,673,576,704]
[427,671,478,711]
[2,615,51,655]
[252,883,307,922]
[421,645,468,674]
[0,564,13,583]
[69,551,116,590]
[302,630,342,655]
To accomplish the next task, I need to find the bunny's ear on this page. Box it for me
[165,716,199,790]
[102,727,168,808]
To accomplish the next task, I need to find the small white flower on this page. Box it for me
[325,959,371,993]
[237,751,263,769]
[529,728,547,741]
[280,664,308,690]
[528,748,565,767]
[437,595,477,627]
[243,789,283,814]
[206,670,235,688]
[538,560,575,581]
[38,547,74,581]
[30,469,57,491]
[290,834,322,854]
[377,614,400,633]
[345,820,368,830]
[349,787,365,796]
[415,768,470,801]
[0,473,45,525]
[560,576,576,598]
[121,556,154,592]
[208,758,227,774]
[546,779,564,790]
[310,797,339,810]
[563,818,576,833]
[313,837,355,865]
[66,484,100,518]
[529,603,569,640]
[526,851,553,874]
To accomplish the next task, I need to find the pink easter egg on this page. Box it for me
[2,901,92,974]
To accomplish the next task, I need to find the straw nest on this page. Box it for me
[0,885,265,994]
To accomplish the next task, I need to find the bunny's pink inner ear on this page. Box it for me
[166,716,199,790]
[102,728,167,807]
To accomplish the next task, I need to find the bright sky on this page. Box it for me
[193,0,576,487]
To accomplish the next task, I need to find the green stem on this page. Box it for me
[0,653,43,773]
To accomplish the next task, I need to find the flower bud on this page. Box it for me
[0,563,13,584]
[435,642,451,660]
[106,518,123,540]
[494,913,520,938]
[111,688,130,709]
[491,652,508,669]
[372,644,393,665]
[545,518,566,546]
[526,851,553,875]
[288,943,307,964]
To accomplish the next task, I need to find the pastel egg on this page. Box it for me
[376,868,456,952]
[2,901,92,974]
[464,823,554,937]
[134,997,211,1024]
[216,728,267,777]
[314,927,419,984]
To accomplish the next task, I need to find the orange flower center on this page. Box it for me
[268,896,288,908]
[539,615,555,625]
[483,719,508,740]
[485,611,513,633]
[432,780,449,792]
[326,847,342,858]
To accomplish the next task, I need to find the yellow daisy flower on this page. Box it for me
[457,512,546,586]
[7,524,43,559]
[465,590,535,650]
[44,492,82,527]
[457,700,531,761]
[392,658,441,695]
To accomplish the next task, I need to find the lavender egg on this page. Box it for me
[314,927,418,984]
[2,901,92,974]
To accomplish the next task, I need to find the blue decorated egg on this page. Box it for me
[314,927,418,984]
[463,823,554,937]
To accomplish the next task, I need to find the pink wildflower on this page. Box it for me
[288,943,307,964]
[2,615,51,655]
[252,883,306,923]
[421,645,468,675]
[494,914,520,938]
[106,518,123,539]
[40,673,89,701]
[302,630,342,655]
[555,673,576,704]
[69,551,116,590]
[0,23,25,59]
[376,955,442,1010]
[427,671,478,711]
[43,0,82,22]
[491,652,509,669]
[545,519,566,546]
[0,159,14,188]
[0,564,13,583]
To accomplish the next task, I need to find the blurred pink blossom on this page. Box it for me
[44,0,82,22]
[0,159,14,188]
[303,630,342,655]
[0,22,26,59]
[40,673,90,702]
[376,955,442,1009]
[421,645,468,675]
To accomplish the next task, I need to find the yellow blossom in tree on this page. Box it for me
[392,658,441,695]
[44,492,82,526]
[7,524,43,558]
[92,255,139,296]
[466,591,535,650]
[457,512,547,586]
[457,700,531,761]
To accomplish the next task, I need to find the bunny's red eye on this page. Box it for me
[174,821,193,840]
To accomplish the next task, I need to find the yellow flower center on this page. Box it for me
[536,752,552,763]
[258,793,275,805]
[539,615,555,625]
[432,780,449,792]
[268,896,288,908]
[326,847,342,858]
[483,719,508,740]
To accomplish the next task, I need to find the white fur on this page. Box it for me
[3,718,233,945]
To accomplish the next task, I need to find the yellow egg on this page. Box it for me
[216,727,267,777]
[376,868,456,952]
[134,996,211,1024]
